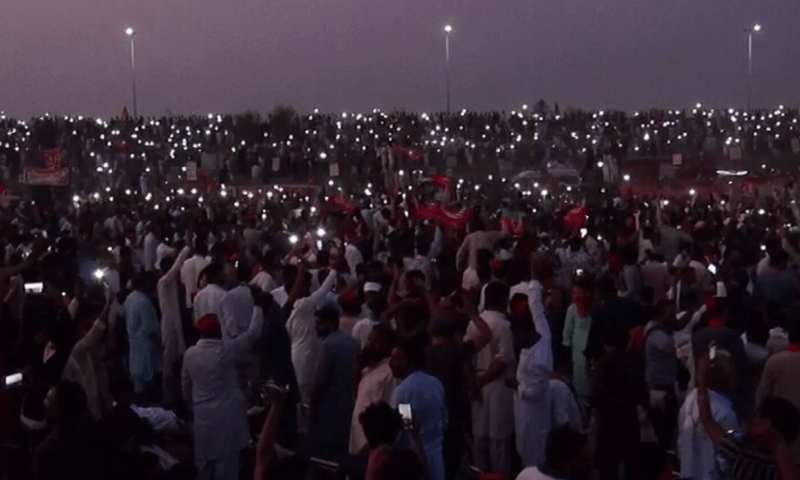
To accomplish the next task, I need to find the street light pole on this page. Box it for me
[745,24,761,112]
[444,25,452,114]
[126,28,138,118]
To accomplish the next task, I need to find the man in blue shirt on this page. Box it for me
[390,336,448,480]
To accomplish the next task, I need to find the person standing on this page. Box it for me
[390,336,448,480]
[308,306,360,460]
[182,309,263,480]
[221,263,259,390]
[561,280,593,400]
[643,300,679,451]
[157,245,191,408]
[123,272,162,402]
[350,323,397,454]
[285,266,338,405]
[756,317,800,459]
[589,326,648,480]
[465,282,516,480]
[180,239,210,309]
[508,309,552,469]
[193,263,227,324]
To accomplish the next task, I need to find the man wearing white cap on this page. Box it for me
[351,282,385,348]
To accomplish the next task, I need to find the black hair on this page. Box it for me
[398,335,427,371]
[758,396,800,444]
[193,239,208,257]
[359,401,403,448]
[201,262,225,286]
[236,260,252,283]
[314,306,340,327]
[484,281,509,312]
[544,426,589,470]
[370,323,397,348]
[378,448,425,480]
[601,324,629,350]
[55,380,88,425]
[596,275,617,296]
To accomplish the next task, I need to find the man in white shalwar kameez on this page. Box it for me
[182,309,263,480]
[464,282,516,480]
[511,315,553,468]
[286,269,338,405]
[157,245,190,408]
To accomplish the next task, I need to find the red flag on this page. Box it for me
[392,144,423,162]
[329,197,358,214]
[563,205,588,231]
[121,107,130,121]
[436,205,473,230]
[502,218,524,237]
[412,202,440,220]
[43,149,61,169]
[431,174,451,190]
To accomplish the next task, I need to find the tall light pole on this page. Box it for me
[125,27,138,118]
[444,25,452,114]
[745,23,761,112]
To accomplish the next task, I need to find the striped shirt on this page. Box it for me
[718,430,778,480]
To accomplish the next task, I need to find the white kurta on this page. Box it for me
[465,310,516,440]
[677,389,739,480]
[181,307,263,461]
[286,271,337,403]
[193,284,227,324]
[180,254,211,308]
[157,246,191,404]
[514,341,553,468]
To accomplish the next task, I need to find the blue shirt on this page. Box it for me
[391,370,448,480]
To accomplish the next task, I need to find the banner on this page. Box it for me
[23,167,69,186]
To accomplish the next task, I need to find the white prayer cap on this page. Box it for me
[364,282,382,293]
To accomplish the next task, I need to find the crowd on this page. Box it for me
[2,107,800,480]
[1,104,800,192]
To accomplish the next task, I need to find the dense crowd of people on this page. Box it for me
[1,105,800,192]
[2,107,800,480]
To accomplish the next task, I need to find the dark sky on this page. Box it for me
[1,0,796,118]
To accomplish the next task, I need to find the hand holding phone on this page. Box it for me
[3,372,23,390]
[398,403,413,429]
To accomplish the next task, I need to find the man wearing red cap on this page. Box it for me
[181,303,264,480]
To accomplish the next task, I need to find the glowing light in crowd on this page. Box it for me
[289,235,298,245]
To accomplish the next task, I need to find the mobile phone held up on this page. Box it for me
[3,372,23,390]
[24,282,43,294]
[398,403,412,429]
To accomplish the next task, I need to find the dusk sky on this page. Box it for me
[1,0,796,118]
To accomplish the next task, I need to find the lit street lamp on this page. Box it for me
[125,27,138,118]
[444,25,453,114]
[744,24,761,112]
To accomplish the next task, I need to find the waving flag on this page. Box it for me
[563,205,588,231]
[392,144,423,162]
[502,218,524,237]
[329,197,358,214]
[431,174,451,190]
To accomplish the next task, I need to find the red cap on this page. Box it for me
[196,314,221,335]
